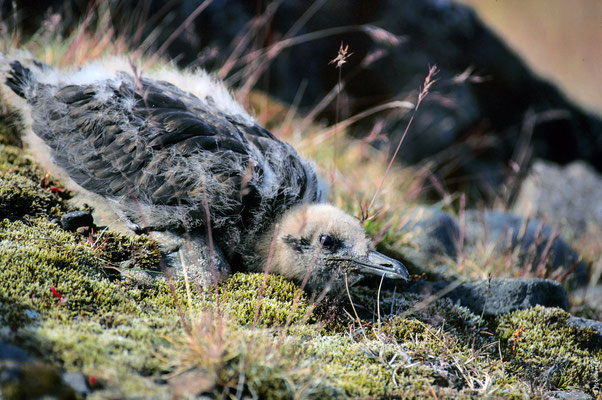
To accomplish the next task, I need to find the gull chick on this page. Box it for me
[1,54,408,292]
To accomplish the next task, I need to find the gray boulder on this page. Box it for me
[512,159,602,241]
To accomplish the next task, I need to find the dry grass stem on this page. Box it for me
[144,0,213,70]
[366,66,438,214]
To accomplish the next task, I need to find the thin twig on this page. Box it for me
[376,273,385,335]
[345,274,367,341]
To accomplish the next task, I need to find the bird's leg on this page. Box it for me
[149,231,231,288]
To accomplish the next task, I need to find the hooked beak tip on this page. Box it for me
[362,250,409,281]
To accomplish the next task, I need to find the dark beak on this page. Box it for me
[358,251,409,281]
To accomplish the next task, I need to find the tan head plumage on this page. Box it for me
[256,204,408,293]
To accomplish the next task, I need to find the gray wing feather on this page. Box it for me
[6,61,320,243]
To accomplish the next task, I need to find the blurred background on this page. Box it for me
[458,0,601,116]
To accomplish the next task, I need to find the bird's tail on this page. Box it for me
[0,53,44,101]
[5,60,34,99]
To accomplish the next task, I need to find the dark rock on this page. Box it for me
[403,280,450,300]
[406,278,569,318]
[512,159,602,240]
[0,341,33,362]
[0,342,33,385]
[402,206,459,259]
[397,208,587,287]
[60,210,94,231]
[464,210,588,286]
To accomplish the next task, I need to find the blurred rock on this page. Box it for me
[397,207,587,286]
[0,342,77,399]
[397,206,459,278]
[512,159,602,240]
[62,371,90,397]
[0,341,32,362]
[464,210,588,286]
[402,206,459,259]
[195,0,602,199]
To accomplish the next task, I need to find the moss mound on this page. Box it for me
[91,230,161,274]
[497,306,602,394]
[0,144,71,220]
[218,272,314,327]
[0,218,175,320]
[0,217,324,398]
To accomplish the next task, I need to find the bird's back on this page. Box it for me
[2,56,323,256]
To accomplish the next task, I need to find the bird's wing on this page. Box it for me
[130,77,279,152]
[24,72,286,224]
[6,58,321,232]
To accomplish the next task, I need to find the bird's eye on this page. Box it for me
[319,234,336,248]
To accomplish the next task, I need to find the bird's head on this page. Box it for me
[256,204,409,293]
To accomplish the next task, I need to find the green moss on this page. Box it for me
[383,317,428,342]
[324,287,523,397]
[91,230,161,274]
[0,144,34,174]
[217,272,314,327]
[303,334,404,396]
[0,215,324,397]
[40,315,175,375]
[221,336,338,399]
[497,306,602,395]
[0,144,71,219]
[0,217,193,324]
[0,312,176,399]
[0,171,66,220]
[1,218,128,314]
[166,325,344,399]
[0,216,184,397]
